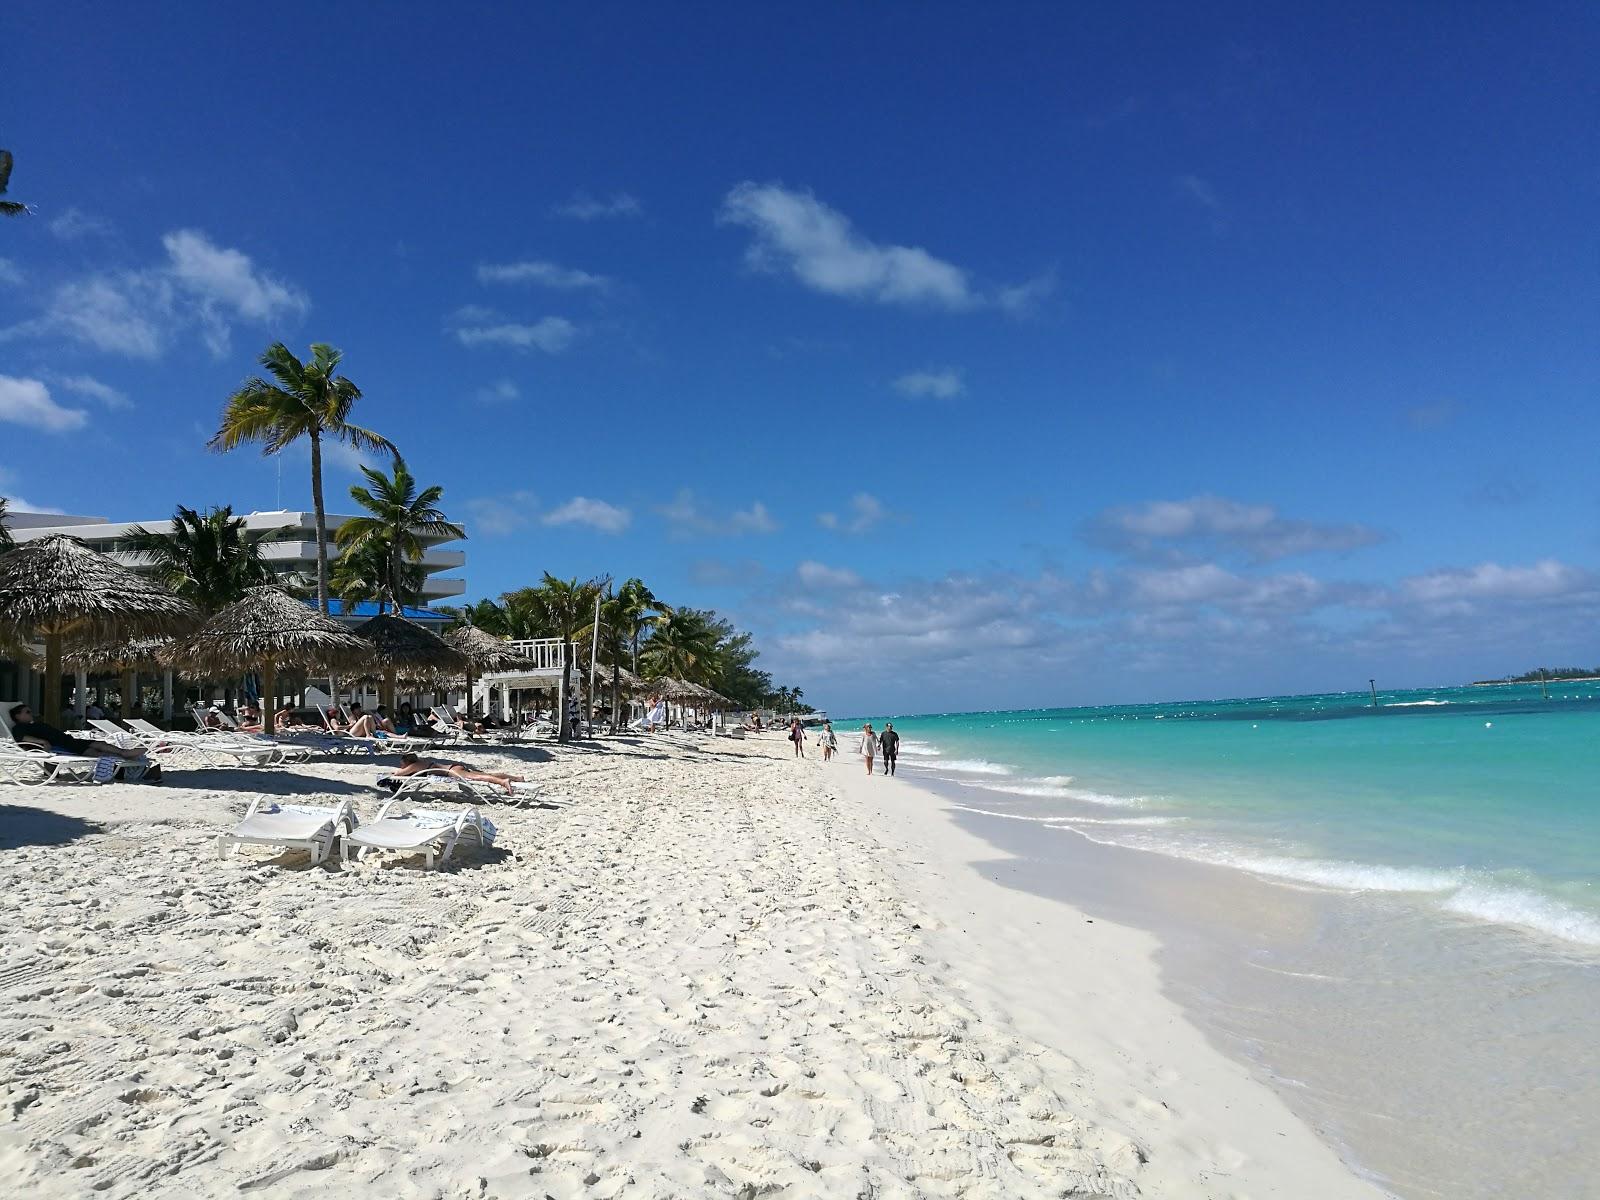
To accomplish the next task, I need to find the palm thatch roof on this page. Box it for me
[0,534,198,641]
[355,613,468,674]
[63,635,174,672]
[446,624,529,672]
[645,676,699,699]
[168,587,373,675]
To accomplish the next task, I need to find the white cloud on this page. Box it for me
[0,375,89,433]
[48,206,112,240]
[476,260,611,292]
[1400,560,1594,606]
[0,229,307,359]
[1083,495,1383,563]
[542,496,632,534]
[657,489,779,538]
[453,314,578,353]
[817,493,889,535]
[464,491,539,537]
[0,468,65,515]
[552,191,643,221]
[893,368,964,399]
[0,257,21,285]
[720,182,978,310]
[797,561,863,589]
[476,378,521,404]
[51,373,130,409]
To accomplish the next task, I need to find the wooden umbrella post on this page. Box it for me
[43,630,63,726]
[261,659,277,734]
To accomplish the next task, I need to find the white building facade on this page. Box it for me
[6,508,467,612]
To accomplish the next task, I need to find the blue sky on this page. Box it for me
[3,2,1597,712]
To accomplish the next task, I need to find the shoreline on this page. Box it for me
[820,747,1386,1199]
[884,752,1600,1200]
[2,732,1383,1197]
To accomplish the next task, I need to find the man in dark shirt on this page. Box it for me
[7,703,150,762]
[879,722,901,775]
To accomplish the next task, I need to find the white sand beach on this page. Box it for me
[0,733,1383,1198]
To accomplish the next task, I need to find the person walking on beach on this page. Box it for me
[859,722,879,775]
[789,717,806,757]
[879,722,900,775]
[820,719,837,762]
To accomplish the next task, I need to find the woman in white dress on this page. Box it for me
[858,723,879,776]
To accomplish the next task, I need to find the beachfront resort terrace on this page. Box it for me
[5,508,467,607]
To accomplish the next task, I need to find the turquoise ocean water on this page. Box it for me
[859,681,1600,948]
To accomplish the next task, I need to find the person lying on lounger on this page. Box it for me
[7,703,158,772]
[392,752,526,795]
[236,703,264,733]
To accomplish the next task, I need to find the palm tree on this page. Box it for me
[506,574,602,742]
[0,496,13,551]
[333,454,458,614]
[328,538,412,614]
[120,506,275,614]
[0,151,30,218]
[641,608,721,684]
[615,577,670,675]
[209,342,395,614]
[596,587,634,732]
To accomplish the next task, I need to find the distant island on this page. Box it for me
[1471,667,1600,686]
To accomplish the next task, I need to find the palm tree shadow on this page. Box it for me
[0,803,100,848]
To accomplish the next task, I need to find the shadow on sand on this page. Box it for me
[0,803,101,849]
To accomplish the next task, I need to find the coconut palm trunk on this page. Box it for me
[559,639,574,743]
[309,430,330,613]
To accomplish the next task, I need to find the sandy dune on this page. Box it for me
[0,734,1370,1198]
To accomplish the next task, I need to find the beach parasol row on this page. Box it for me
[0,535,200,723]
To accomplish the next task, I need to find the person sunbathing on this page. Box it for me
[274,702,311,729]
[7,703,159,779]
[392,751,525,795]
[236,703,264,733]
[343,703,380,738]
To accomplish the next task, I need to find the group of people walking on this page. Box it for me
[786,717,900,776]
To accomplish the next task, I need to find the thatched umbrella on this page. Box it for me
[0,535,198,723]
[168,587,372,733]
[445,624,527,719]
[355,614,467,715]
[64,635,174,719]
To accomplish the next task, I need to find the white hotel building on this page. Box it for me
[6,508,467,617]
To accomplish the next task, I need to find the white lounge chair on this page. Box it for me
[119,718,286,769]
[184,709,313,764]
[0,744,102,785]
[0,702,112,784]
[340,800,496,870]
[377,766,545,806]
[216,797,358,867]
[313,704,434,754]
[430,706,521,745]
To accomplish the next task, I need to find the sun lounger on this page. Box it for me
[340,800,496,870]
[313,704,435,753]
[216,797,358,866]
[120,718,289,768]
[0,703,136,784]
[375,767,545,806]
[0,744,103,785]
[429,706,521,745]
